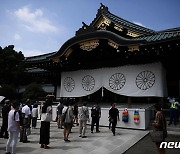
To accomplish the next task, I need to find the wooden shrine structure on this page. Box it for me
[25,4,180,102]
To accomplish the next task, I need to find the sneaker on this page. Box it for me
[91,131,93,133]
[82,136,87,138]
[64,139,71,142]
[79,135,82,137]
[44,145,50,149]
[96,130,100,133]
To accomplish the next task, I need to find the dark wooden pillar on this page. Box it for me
[127,96,132,108]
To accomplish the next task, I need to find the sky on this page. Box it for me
[0,0,180,57]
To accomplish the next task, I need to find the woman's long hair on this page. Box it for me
[42,99,52,113]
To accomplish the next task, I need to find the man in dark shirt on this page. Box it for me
[109,103,119,136]
[57,102,64,129]
[0,100,10,138]
[91,103,101,133]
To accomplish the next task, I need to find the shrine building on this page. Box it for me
[25,4,180,104]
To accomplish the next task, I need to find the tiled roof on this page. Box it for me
[25,52,56,62]
[133,30,180,42]
[104,12,156,35]
[26,67,48,73]
[90,4,156,36]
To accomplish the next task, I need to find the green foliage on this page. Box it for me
[22,82,46,101]
[0,45,25,86]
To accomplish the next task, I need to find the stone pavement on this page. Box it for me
[124,132,180,154]
[0,120,149,154]
[124,123,180,154]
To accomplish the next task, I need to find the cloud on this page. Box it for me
[133,21,146,27]
[14,6,58,33]
[14,33,22,41]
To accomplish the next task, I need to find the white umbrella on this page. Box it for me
[0,96,5,103]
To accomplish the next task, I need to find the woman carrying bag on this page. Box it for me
[39,99,52,149]
[151,103,167,154]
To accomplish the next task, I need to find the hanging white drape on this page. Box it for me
[60,62,167,97]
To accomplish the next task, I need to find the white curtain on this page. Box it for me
[60,62,167,97]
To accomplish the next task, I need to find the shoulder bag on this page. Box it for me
[150,130,164,142]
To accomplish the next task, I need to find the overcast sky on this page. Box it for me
[0,0,180,57]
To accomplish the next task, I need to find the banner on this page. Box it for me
[60,62,167,97]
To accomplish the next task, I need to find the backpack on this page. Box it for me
[61,107,68,123]
[14,110,23,126]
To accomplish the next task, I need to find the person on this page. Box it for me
[176,98,180,123]
[91,102,101,133]
[0,100,10,139]
[57,101,64,129]
[152,103,167,154]
[5,101,20,154]
[108,106,112,130]
[73,104,79,126]
[109,103,119,136]
[62,100,74,142]
[78,101,89,138]
[168,97,180,125]
[21,99,31,143]
[39,99,52,149]
[69,100,75,132]
[31,103,38,129]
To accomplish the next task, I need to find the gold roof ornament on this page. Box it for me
[95,16,111,29]
[79,40,99,51]
[108,40,119,49]
[128,45,140,52]
[52,57,60,63]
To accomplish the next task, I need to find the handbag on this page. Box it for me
[26,128,31,136]
[41,113,52,122]
[150,130,164,142]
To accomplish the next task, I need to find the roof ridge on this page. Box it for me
[157,27,180,33]
[107,12,155,31]
[90,4,156,35]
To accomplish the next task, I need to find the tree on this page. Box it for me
[0,45,26,86]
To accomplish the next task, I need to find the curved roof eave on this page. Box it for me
[25,51,57,62]
[51,30,146,58]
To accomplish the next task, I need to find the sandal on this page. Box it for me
[40,144,44,148]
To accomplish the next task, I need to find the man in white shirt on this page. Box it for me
[6,101,20,154]
[78,102,89,138]
[21,100,31,143]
